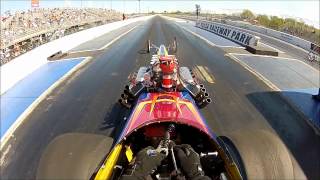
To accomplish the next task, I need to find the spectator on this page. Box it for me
[0,8,122,65]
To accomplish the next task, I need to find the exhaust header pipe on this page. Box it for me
[198,98,212,108]
[121,93,128,99]
[119,98,131,109]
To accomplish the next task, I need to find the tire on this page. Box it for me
[147,40,151,53]
[37,133,114,179]
[220,130,294,179]
[218,136,247,179]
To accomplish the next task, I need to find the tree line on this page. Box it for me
[240,9,319,44]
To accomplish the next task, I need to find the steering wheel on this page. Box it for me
[150,140,183,180]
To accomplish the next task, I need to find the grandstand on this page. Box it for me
[0,8,122,65]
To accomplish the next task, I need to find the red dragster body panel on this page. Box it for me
[119,92,213,140]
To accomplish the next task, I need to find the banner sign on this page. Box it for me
[31,0,39,8]
[196,20,260,46]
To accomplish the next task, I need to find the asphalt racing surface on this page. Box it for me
[1,16,319,179]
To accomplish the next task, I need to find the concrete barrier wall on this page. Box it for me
[224,20,319,54]
[178,15,319,55]
[196,20,260,46]
[0,16,153,94]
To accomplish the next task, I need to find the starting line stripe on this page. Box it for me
[226,53,280,91]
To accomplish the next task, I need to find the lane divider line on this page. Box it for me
[227,52,320,135]
[1,23,141,152]
[68,24,139,54]
[259,42,284,53]
[172,17,316,74]
[215,45,245,49]
[178,24,217,47]
[196,65,215,84]
[166,16,320,135]
[226,53,280,91]
[166,16,244,49]
[0,22,138,152]
[48,56,87,62]
[192,67,205,82]
[0,57,92,152]
[176,18,316,91]
[231,53,319,87]
[204,66,216,82]
[68,49,100,54]
[229,53,319,73]
[168,17,280,90]
[98,25,139,50]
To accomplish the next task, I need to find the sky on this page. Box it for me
[1,0,319,28]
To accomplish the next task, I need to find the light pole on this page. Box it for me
[138,0,141,14]
[123,0,126,13]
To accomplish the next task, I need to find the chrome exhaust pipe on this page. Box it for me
[119,98,131,109]
[196,92,209,104]
[122,92,134,102]
[198,98,212,108]
[124,89,134,98]
[121,93,128,99]
[200,88,206,93]
[124,89,130,95]
[195,93,204,102]
[199,84,204,88]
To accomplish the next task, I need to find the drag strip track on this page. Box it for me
[1,16,319,179]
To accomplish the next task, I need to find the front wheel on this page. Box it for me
[220,130,294,179]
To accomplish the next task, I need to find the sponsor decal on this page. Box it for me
[196,21,256,46]
[31,0,39,8]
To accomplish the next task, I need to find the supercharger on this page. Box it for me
[119,43,212,109]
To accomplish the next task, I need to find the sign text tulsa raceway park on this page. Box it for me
[196,21,258,46]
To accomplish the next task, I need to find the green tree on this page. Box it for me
[281,18,297,32]
[240,9,255,20]
[269,16,284,30]
[284,18,296,25]
[256,15,270,26]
